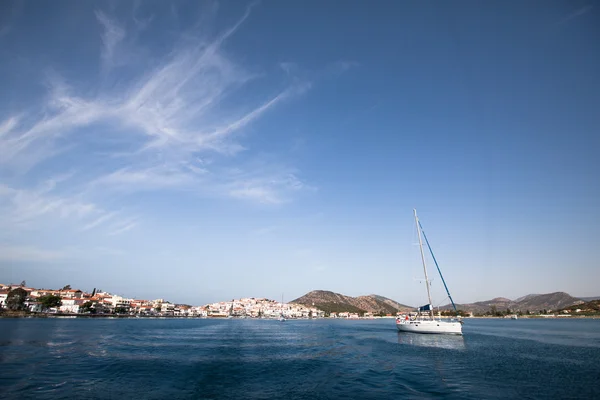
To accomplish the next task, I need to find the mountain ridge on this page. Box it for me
[291,290,588,315]
[443,292,583,314]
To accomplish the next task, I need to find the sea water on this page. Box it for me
[1,318,598,399]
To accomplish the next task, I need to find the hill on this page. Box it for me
[577,296,600,302]
[517,292,582,311]
[514,294,539,302]
[291,290,586,316]
[368,294,413,312]
[443,292,583,314]
[291,290,413,315]
[557,300,600,314]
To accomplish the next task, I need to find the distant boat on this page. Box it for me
[511,314,518,320]
[227,300,234,319]
[396,209,463,335]
[279,293,286,322]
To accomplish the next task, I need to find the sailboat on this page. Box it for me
[396,209,463,335]
[279,294,286,322]
[227,300,234,319]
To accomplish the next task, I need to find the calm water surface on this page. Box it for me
[1,318,598,399]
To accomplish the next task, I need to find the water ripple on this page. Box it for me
[0,318,599,399]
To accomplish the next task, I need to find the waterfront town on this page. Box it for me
[0,283,331,319]
[3,283,594,319]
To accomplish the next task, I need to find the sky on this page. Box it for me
[1,0,598,307]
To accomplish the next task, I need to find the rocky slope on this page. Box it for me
[291,290,413,314]
[367,294,414,312]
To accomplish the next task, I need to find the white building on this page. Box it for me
[0,290,8,307]
[60,298,85,313]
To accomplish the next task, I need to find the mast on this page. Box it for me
[418,220,457,312]
[414,209,434,319]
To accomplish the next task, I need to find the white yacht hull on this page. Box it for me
[396,319,462,335]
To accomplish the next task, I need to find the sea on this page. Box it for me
[1,317,599,399]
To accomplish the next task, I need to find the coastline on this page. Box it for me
[2,311,598,320]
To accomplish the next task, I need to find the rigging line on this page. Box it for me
[418,220,457,312]
[434,296,451,308]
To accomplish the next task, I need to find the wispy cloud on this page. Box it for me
[0,4,309,187]
[0,183,97,227]
[0,116,21,137]
[132,0,154,31]
[0,78,108,171]
[0,3,314,256]
[92,165,195,191]
[108,218,138,236]
[82,211,117,231]
[332,60,360,73]
[559,5,593,25]
[202,89,293,146]
[279,62,298,75]
[0,172,125,241]
[229,185,282,204]
[226,168,314,204]
[96,10,126,68]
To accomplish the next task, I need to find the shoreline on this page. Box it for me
[1,312,598,320]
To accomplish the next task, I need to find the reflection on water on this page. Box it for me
[397,332,466,350]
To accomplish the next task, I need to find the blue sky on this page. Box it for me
[1,1,598,306]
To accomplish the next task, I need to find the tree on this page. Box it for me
[38,294,62,310]
[81,301,95,314]
[308,310,313,319]
[6,288,28,311]
[61,285,71,291]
